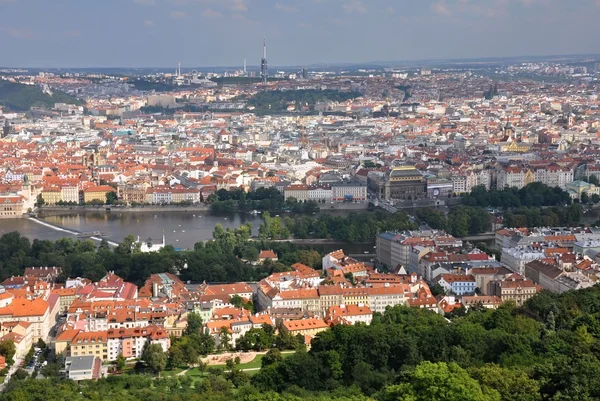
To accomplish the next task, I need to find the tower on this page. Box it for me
[177,60,181,77]
[243,58,247,74]
[2,119,10,138]
[260,37,268,84]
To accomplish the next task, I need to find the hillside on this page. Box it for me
[0,80,84,112]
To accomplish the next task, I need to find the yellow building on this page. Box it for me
[41,187,62,205]
[342,288,370,308]
[163,312,188,338]
[51,288,78,313]
[501,141,531,153]
[55,329,81,357]
[83,185,114,203]
[524,169,535,186]
[282,318,329,337]
[70,331,108,361]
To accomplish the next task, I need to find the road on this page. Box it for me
[0,357,23,391]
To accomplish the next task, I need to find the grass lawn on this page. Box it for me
[211,351,295,371]
[162,367,186,376]
[185,367,206,377]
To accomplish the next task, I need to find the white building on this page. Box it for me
[331,182,367,202]
[501,246,545,274]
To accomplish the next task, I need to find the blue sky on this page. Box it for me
[0,0,599,68]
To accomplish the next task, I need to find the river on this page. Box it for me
[0,210,375,255]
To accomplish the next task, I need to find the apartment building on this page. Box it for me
[107,325,170,361]
[331,182,367,202]
[488,273,539,306]
[83,185,115,203]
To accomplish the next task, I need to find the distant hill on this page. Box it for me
[0,80,84,112]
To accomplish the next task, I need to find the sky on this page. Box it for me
[0,0,599,68]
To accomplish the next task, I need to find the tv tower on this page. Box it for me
[260,37,268,84]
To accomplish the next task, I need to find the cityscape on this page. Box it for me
[2,0,600,400]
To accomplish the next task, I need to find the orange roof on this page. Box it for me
[283,318,328,332]
[0,297,49,318]
[56,329,81,342]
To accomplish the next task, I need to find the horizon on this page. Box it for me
[1,0,600,68]
[2,52,600,71]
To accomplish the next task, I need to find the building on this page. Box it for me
[501,246,545,274]
[496,166,525,189]
[426,178,454,199]
[258,250,278,262]
[385,166,426,201]
[0,196,23,218]
[326,304,373,325]
[307,186,332,202]
[83,185,114,203]
[331,182,367,202]
[566,180,600,200]
[64,356,102,381]
[488,273,539,306]
[107,325,170,361]
[0,289,58,341]
[282,317,328,337]
[70,331,108,361]
[436,274,477,295]
[284,184,308,201]
[524,260,594,293]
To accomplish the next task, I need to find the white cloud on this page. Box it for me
[275,2,298,13]
[144,19,155,26]
[229,0,248,12]
[431,0,451,16]
[343,0,366,13]
[202,8,222,18]
[170,10,187,18]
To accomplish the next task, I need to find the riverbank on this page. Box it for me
[37,205,212,216]
[36,202,370,217]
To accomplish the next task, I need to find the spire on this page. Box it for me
[260,36,268,85]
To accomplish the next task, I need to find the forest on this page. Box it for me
[461,183,572,209]
[415,207,492,237]
[270,211,417,242]
[0,227,323,286]
[0,81,84,112]
[208,188,318,213]
[502,205,583,228]
[5,286,600,400]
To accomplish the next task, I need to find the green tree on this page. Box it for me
[262,348,283,367]
[35,194,45,208]
[581,192,590,204]
[470,364,540,401]
[115,353,126,371]
[186,312,203,335]
[379,362,495,401]
[0,340,17,364]
[142,344,167,375]
[218,327,232,352]
[168,344,185,368]
[106,191,118,205]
